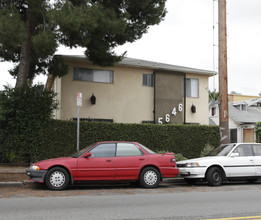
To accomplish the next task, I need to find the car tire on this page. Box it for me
[247,179,257,184]
[206,167,223,186]
[45,167,69,190]
[185,178,198,185]
[139,167,160,188]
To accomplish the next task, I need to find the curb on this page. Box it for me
[163,177,185,183]
[0,180,34,187]
[0,172,28,184]
[0,182,24,187]
[0,178,185,187]
[0,171,26,174]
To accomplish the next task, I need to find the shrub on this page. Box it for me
[36,121,220,162]
[200,144,215,157]
[174,153,188,162]
[255,122,261,143]
[0,85,57,164]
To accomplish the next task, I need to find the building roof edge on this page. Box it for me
[58,55,216,76]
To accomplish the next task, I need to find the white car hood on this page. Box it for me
[177,156,227,166]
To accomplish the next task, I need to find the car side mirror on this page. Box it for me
[84,152,92,158]
[230,152,239,157]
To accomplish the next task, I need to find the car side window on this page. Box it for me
[116,143,143,157]
[233,145,254,156]
[90,143,116,158]
[253,144,261,156]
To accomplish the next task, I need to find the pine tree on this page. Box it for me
[0,0,167,88]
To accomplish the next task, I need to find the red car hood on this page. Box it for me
[33,157,77,170]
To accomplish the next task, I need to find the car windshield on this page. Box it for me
[139,143,156,154]
[71,144,95,158]
[206,144,235,157]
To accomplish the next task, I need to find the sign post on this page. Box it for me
[76,92,82,152]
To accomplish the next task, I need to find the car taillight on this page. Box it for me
[170,158,176,163]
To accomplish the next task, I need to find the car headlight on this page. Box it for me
[185,162,199,167]
[30,165,40,170]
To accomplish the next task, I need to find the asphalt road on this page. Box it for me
[1,181,261,220]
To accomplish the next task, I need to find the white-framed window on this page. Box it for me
[73,67,114,83]
[143,74,154,87]
[186,78,199,98]
[234,104,247,111]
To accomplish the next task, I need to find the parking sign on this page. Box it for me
[77,92,82,107]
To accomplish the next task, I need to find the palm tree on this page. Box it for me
[209,89,219,102]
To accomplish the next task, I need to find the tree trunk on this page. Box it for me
[15,43,31,88]
[45,74,55,91]
[15,11,34,88]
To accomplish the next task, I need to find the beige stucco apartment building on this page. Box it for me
[53,55,215,125]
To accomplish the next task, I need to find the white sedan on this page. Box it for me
[177,143,261,186]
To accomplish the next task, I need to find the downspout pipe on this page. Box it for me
[153,71,156,123]
[184,74,186,124]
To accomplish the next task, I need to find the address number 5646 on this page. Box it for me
[158,103,183,124]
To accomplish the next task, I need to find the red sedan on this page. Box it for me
[27,141,179,190]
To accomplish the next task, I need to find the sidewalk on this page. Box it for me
[0,165,29,186]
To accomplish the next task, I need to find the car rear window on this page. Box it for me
[253,144,261,156]
[116,143,143,156]
[138,143,156,154]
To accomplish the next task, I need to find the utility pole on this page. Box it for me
[218,0,229,144]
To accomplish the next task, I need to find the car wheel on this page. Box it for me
[185,178,198,185]
[45,167,69,190]
[206,167,223,186]
[139,167,160,188]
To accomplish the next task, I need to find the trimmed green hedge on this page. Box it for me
[0,120,220,164]
[34,121,219,161]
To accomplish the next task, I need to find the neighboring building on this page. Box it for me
[228,94,259,102]
[53,55,215,124]
[210,97,261,143]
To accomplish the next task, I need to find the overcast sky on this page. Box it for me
[1,0,261,96]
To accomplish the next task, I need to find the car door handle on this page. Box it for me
[106,159,112,162]
[139,158,145,161]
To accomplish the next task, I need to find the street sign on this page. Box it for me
[77,92,82,107]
